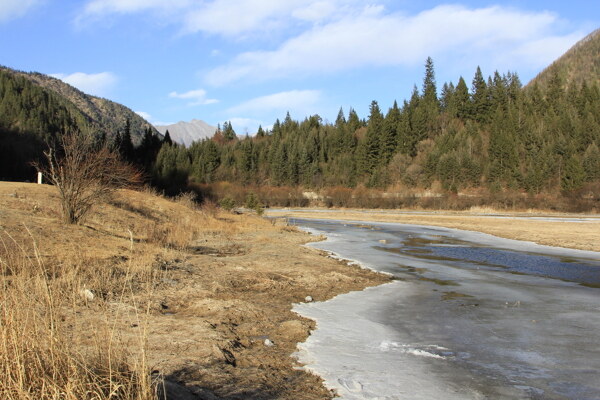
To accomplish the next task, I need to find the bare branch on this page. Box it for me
[35,131,142,224]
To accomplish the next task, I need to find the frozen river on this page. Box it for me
[292,219,600,400]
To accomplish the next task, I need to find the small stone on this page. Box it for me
[379,239,387,244]
[264,339,274,347]
[304,295,313,302]
[80,289,94,301]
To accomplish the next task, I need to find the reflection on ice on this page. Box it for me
[293,219,600,400]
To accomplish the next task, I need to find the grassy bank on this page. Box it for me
[0,182,388,399]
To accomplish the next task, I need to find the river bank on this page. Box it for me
[266,208,600,252]
[0,182,389,399]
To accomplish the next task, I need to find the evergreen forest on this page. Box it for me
[2,58,599,211]
[152,58,600,210]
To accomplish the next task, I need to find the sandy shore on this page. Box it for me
[266,209,600,253]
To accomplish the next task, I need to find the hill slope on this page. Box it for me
[528,28,600,89]
[0,66,159,144]
[0,66,161,180]
[155,119,216,147]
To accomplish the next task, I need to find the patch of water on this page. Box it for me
[293,218,600,400]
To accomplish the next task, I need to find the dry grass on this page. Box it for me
[0,182,253,400]
[1,182,387,400]
[0,229,156,400]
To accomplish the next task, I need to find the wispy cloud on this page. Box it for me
[0,0,41,23]
[134,111,152,121]
[75,0,190,25]
[228,90,321,115]
[135,111,174,127]
[51,71,117,97]
[74,1,585,89]
[205,4,584,86]
[168,88,219,106]
[76,0,365,35]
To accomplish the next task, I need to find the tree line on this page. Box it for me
[153,58,600,203]
[2,59,599,209]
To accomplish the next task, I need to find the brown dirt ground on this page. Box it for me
[266,209,600,252]
[0,182,389,400]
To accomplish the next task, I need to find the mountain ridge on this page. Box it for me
[0,65,160,144]
[528,28,600,89]
[155,119,216,147]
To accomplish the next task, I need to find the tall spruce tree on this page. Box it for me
[471,66,490,122]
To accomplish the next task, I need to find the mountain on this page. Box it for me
[0,65,159,145]
[528,28,600,89]
[0,65,161,181]
[155,119,216,147]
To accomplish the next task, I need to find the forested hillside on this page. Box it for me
[0,66,162,181]
[2,29,599,211]
[530,29,600,90]
[0,66,159,143]
[154,56,600,209]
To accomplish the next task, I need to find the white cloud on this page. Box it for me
[168,89,219,106]
[77,0,366,35]
[51,71,117,97]
[0,0,41,23]
[205,4,584,86]
[181,0,369,36]
[182,0,295,37]
[135,111,152,121]
[506,32,586,69]
[228,90,321,115]
[77,0,189,20]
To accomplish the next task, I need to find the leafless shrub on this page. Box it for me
[36,131,142,224]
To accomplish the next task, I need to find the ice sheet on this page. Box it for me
[292,218,600,400]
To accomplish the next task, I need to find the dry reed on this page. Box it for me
[0,229,158,400]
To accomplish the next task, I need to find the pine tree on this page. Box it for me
[471,66,490,122]
[440,82,456,114]
[562,155,585,191]
[364,100,384,173]
[163,129,173,145]
[422,57,439,109]
[347,108,361,133]
[120,118,135,161]
[546,69,565,112]
[335,107,346,128]
[455,77,470,120]
[381,101,400,164]
[222,121,237,141]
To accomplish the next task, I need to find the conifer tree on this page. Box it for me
[381,101,400,164]
[163,129,173,145]
[222,121,237,141]
[347,108,361,133]
[562,155,585,191]
[119,118,135,161]
[471,66,490,122]
[364,100,384,173]
[455,77,470,120]
[422,57,439,109]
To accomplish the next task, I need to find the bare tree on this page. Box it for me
[36,131,142,224]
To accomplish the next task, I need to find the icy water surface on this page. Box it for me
[292,219,600,400]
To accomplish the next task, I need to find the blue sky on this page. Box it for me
[1,1,598,134]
